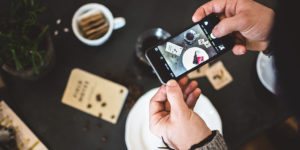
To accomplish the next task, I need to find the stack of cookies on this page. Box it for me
[78,10,109,40]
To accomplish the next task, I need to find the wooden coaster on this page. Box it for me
[61,68,128,124]
[0,101,48,150]
[188,63,210,79]
[206,61,233,90]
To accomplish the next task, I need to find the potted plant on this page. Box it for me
[0,0,55,80]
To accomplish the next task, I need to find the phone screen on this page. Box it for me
[146,14,233,83]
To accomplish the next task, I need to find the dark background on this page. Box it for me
[0,0,289,150]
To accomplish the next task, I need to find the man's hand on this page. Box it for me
[149,77,211,150]
[192,0,275,55]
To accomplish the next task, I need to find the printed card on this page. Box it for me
[205,61,233,90]
[0,101,48,150]
[61,68,128,124]
[165,42,183,56]
[198,39,205,45]
[188,63,210,79]
[204,41,211,48]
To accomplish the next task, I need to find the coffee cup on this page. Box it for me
[135,28,171,65]
[72,3,126,46]
[184,30,199,44]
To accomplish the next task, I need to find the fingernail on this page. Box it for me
[167,80,177,86]
[212,28,220,37]
[237,47,245,55]
[192,16,197,22]
[195,88,201,94]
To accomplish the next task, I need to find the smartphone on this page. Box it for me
[145,14,234,84]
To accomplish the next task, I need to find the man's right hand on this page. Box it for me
[149,78,211,150]
[192,0,275,55]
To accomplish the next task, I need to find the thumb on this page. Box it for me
[166,80,187,114]
[212,15,245,38]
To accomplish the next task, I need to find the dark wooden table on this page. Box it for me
[0,0,289,149]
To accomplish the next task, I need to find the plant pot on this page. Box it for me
[1,33,55,80]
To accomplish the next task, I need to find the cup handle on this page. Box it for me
[113,17,126,30]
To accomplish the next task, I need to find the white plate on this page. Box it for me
[182,47,209,70]
[256,52,277,94]
[125,87,222,150]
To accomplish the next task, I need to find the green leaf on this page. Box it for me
[35,51,44,66]
[31,52,39,74]
[23,0,28,5]
[10,49,23,70]
[36,25,49,43]
[31,0,35,6]
[1,0,47,73]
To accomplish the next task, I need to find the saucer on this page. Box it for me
[125,87,222,150]
[256,52,277,94]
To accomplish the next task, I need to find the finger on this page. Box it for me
[232,45,247,55]
[166,80,187,114]
[178,76,188,91]
[151,85,167,102]
[246,40,270,51]
[165,101,171,112]
[219,14,226,20]
[234,32,246,46]
[149,86,167,117]
[186,88,201,109]
[192,0,226,22]
[234,32,246,44]
[212,14,245,38]
[231,32,246,55]
[183,80,198,99]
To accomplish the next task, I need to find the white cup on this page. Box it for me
[72,3,126,46]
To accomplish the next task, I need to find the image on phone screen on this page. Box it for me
[146,14,233,83]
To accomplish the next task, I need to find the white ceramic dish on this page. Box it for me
[125,87,223,150]
[182,47,209,70]
[256,52,277,94]
[72,3,125,46]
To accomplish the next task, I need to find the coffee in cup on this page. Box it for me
[184,30,199,44]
